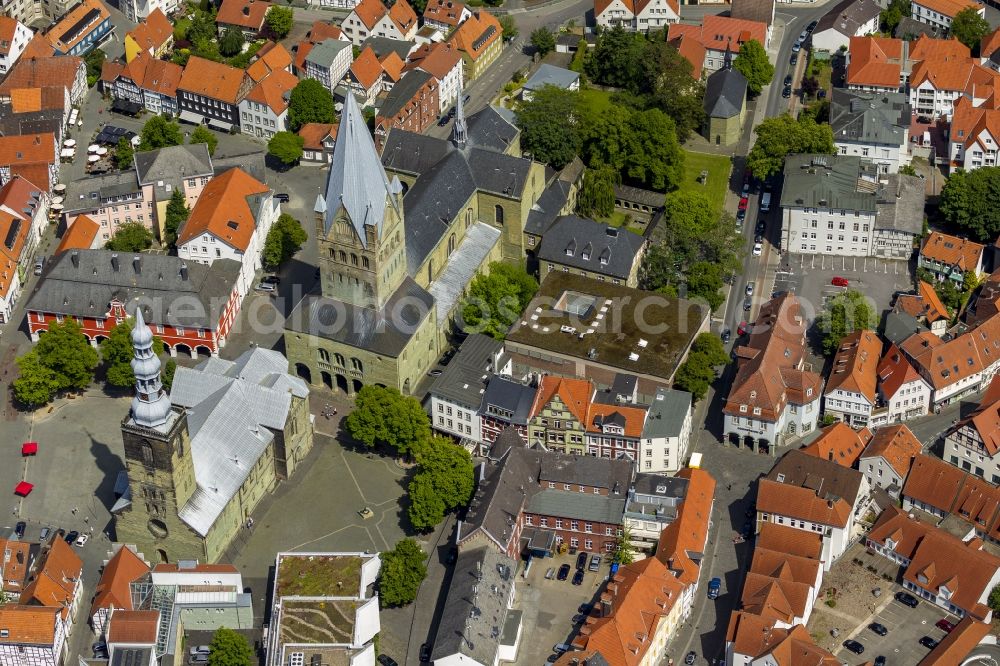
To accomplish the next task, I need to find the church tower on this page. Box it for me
[314,94,408,310]
[116,309,200,563]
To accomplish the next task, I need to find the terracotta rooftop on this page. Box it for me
[126,8,172,54]
[0,176,40,299]
[901,312,1000,390]
[669,33,706,78]
[667,15,767,54]
[0,56,82,99]
[758,449,865,528]
[951,373,1000,455]
[0,538,31,593]
[216,0,272,30]
[846,36,903,89]
[388,0,418,34]
[904,527,1000,619]
[0,17,27,58]
[860,424,921,479]
[107,610,160,645]
[120,51,183,98]
[177,56,249,104]
[46,0,110,53]
[56,215,100,254]
[405,41,463,80]
[530,375,593,426]
[0,605,58,645]
[913,0,981,19]
[656,467,715,586]
[0,133,55,167]
[920,231,983,272]
[297,122,337,150]
[876,343,926,402]
[294,22,344,72]
[247,41,292,82]
[449,10,502,61]
[755,522,823,560]
[349,46,384,90]
[423,0,468,27]
[178,168,270,252]
[90,545,148,616]
[244,67,297,114]
[799,422,872,468]
[909,34,970,62]
[825,329,882,403]
[982,27,1000,60]
[20,539,83,620]
[352,0,388,30]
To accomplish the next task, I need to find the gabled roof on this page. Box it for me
[877,343,927,402]
[405,41,463,80]
[758,449,864,528]
[904,526,1000,620]
[902,453,972,514]
[982,27,1000,60]
[530,375,592,425]
[756,522,823,559]
[126,8,172,54]
[825,329,882,403]
[424,0,469,27]
[586,402,647,438]
[910,54,1000,96]
[46,0,110,53]
[0,17,29,58]
[704,65,747,119]
[20,539,83,620]
[0,132,55,166]
[913,0,982,19]
[178,168,270,251]
[90,545,149,616]
[952,373,1000,455]
[349,46,384,90]
[0,606,58,645]
[846,36,903,89]
[107,610,160,645]
[666,15,767,54]
[388,0,418,34]
[120,51,183,97]
[0,176,39,299]
[0,538,31,593]
[799,422,872,468]
[351,0,387,30]
[177,56,249,104]
[860,424,921,479]
[668,34,706,77]
[247,41,292,82]
[920,231,984,271]
[813,0,880,39]
[656,467,715,586]
[910,34,970,61]
[449,10,502,61]
[536,215,644,279]
[0,56,82,99]
[216,0,272,30]
[297,122,338,151]
[244,67,297,114]
[294,21,344,72]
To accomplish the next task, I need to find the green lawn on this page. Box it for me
[679,149,731,218]
[578,87,614,115]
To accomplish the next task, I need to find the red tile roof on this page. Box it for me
[349,46,384,90]
[56,215,100,254]
[0,176,39,299]
[531,375,593,425]
[656,467,715,585]
[121,51,183,98]
[876,343,926,402]
[10,163,52,192]
[294,22,344,73]
[0,56,82,99]
[904,527,1000,620]
[352,0,388,30]
[982,27,1000,60]
[0,133,55,167]
[90,545,148,616]
[297,122,337,150]
[0,605,58,645]
[755,522,823,559]
[405,41,463,80]
[913,0,982,19]
[669,34,706,78]
[910,35,970,62]
[860,424,921,479]
[217,0,272,30]
[952,373,1000,455]
[388,0,418,34]
[799,422,872,468]
[585,402,647,438]
[178,56,249,104]
[245,67,297,114]
[46,0,110,53]
[0,17,27,58]
[847,36,904,89]
[921,231,984,272]
[20,539,83,620]
[825,329,882,403]
[424,0,468,27]
[178,168,270,252]
[667,15,767,54]
[107,610,160,644]
[247,41,292,82]
[126,8,172,54]
[757,479,852,528]
[449,10,502,62]
[0,538,31,593]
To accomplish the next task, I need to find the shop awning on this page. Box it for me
[178,110,204,125]
[14,481,33,496]
[111,99,142,116]
[21,442,37,456]
[207,118,233,132]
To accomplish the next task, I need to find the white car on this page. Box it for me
[74,534,89,547]
[752,243,763,256]
[745,282,754,296]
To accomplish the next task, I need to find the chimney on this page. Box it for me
[600,598,612,617]
[242,5,250,13]
[179,263,188,281]
[132,256,141,274]
[70,251,79,268]
[110,253,119,272]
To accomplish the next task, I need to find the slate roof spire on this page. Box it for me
[130,307,172,428]
[453,79,468,148]
[314,93,401,246]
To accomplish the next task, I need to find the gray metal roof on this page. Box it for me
[779,154,879,213]
[767,448,865,505]
[170,347,308,536]
[523,64,580,93]
[642,387,692,439]
[431,545,516,664]
[883,310,926,346]
[284,277,433,357]
[538,454,632,492]
[894,16,939,39]
[466,105,519,153]
[64,170,141,214]
[527,489,626,524]
[26,250,240,329]
[212,151,267,184]
[428,333,503,407]
[316,94,402,247]
[830,89,910,147]
[306,38,351,69]
[704,66,747,119]
[427,222,501,325]
[536,215,644,280]
[480,376,537,425]
[361,36,413,62]
[378,70,433,121]
[134,143,213,185]
[875,173,925,235]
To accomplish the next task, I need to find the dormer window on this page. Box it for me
[739,405,747,413]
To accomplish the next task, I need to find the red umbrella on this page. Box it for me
[21,442,37,456]
[14,482,33,497]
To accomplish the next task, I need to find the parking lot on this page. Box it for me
[833,593,957,664]
[512,550,612,665]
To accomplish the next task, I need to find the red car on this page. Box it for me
[935,619,955,633]
[737,321,749,336]
[831,276,849,287]
[738,197,749,211]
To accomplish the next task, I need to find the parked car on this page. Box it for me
[744,295,752,311]
[544,567,555,580]
[831,276,849,287]
[75,534,89,547]
[868,622,888,636]
[553,644,573,654]
[191,655,209,664]
[790,53,798,66]
[377,655,398,666]
[791,42,801,53]
[842,639,865,654]
[557,564,571,580]
[807,19,818,31]
[783,74,793,86]
[274,193,290,203]
[33,257,44,275]
[262,275,280,286]
[755,220,766,234]
[578,603,593,614]
[588,554,601,571]
[935,618,955,633]
[437,116,450,126]
[798,30,808,42]
[707,577,722,599]
[737,321,749,336]
[14,521,25,538]
[255,280,277,293]
[745,282,754,296]
[918,636,939,649]
[737,208,747,221]
[64,530,79,544]
[39,527,50,540]
[895,591,919,607]
[721,328,731,343]
[576,552,588,570]
[420,643,432,662]
[684,651,696,665]
[572,569,584,585]
[752,242,763,256]
[738,196,749,211]
[571,614,587,624]
[782,85,792,98]
[742,181,750,196]
[874,657,886,666]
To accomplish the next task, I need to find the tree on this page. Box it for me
[939,167,1000,241]
[746,113,835,180]
[262,213,307,269]
[13,319,98,406]
[164,187,190,246]
[899,164,917,176]
[641,37,706,142]
[412,436,475,510]
[219,27,244,57]
[817,289,875,355]
[732,39,774,96]
[951,6,990,51]
[101,318,164,388]
[378,539,427,607]
[624,108,683,191]
[587,26,646,91]
[207,627,253,666]
[84,48,106,87]
[162,358,177,392]
[186,10,217,43]
[499,15,518,41]
[990,583,1000,612]
[267,131,305,166]
[189,125,218,156]
[105,221,154,253]
[460,262,539,339]
[613,525,634,565]
[288,79,336,131]
[673,333,727,400]
[138,115,183,151]
[344,385,431,456]
[516,86,583,168]
[531,27,556,57]
[266,6,294,38]
[880,0,911,32]
[577,166,617,218]
[115,137,134,171]
[686,261,725,311]
[408,473,446,531]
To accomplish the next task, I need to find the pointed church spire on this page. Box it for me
[724,39,733,70]
[453,80,467,148]
[318,94,398,245]
[130,307,172,428]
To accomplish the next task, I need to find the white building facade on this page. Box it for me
[0,17,33,76]
[640,388,692,473]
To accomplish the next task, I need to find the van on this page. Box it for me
[760,192,771,212]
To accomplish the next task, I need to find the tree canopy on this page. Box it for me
[219,27,244,57]
[499,15,518,41]
[733,39,774,96]
[267,131,305,166]
[746,113,835,179]
[344,385,431,456]
[880,0,911,32]
[101,317,164,388]
[531,27,556,56]
[577,166,617,218]
[672,333,728,400]
[408,436,474,531]
[164,187,190,247]
[288,79,336,131]
[938,166,1000,241]
[139,116,183,152]
[613,525,634,565]
[460,262,539,339]
[189,125,218,156]
[115,137,134,170]
[817,289,875,355]
[105,221,154,253]
[207,627,253,666]
[951,7,990,51]
[84,48,105,86]
[262,213,307,270]
[990,583,1000,612]
[13,319,98,407]
[378,539,427,607]
[516,85,583,169]
[266,6,294,38]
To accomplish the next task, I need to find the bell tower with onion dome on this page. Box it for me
[116,307,202,563]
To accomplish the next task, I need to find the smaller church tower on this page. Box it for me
[130,309,172,428]
[453,81,467,148]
